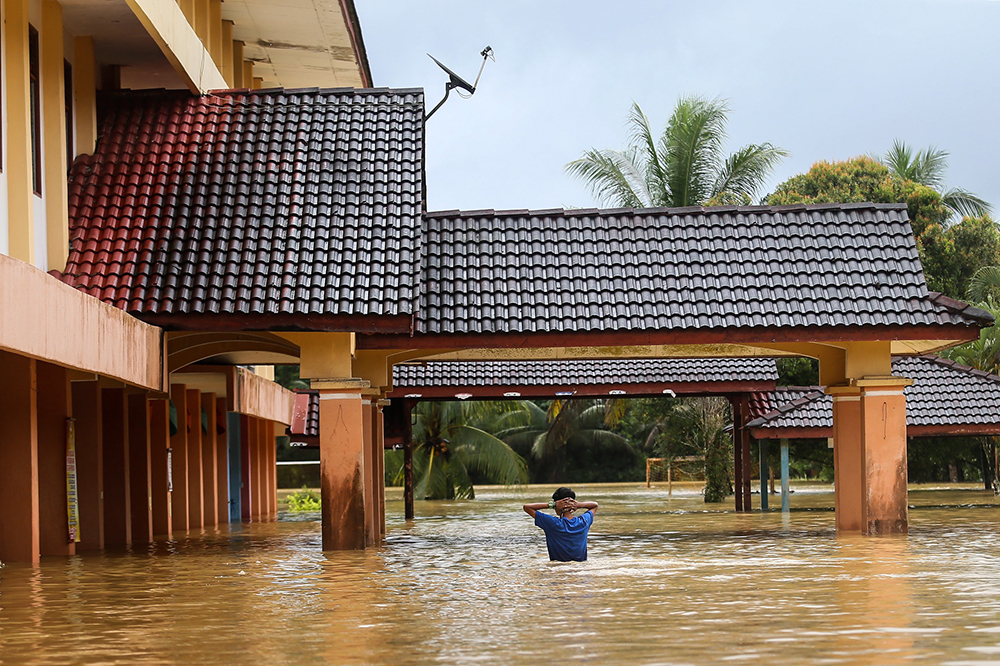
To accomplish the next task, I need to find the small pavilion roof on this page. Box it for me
[389,357,778,399]
[748,356,1000,438]
[59,87,424,332]
[398,205,991,345]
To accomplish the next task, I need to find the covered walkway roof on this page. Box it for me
[748,356,1000,438]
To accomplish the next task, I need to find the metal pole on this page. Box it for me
[759,439,769,512]
[668,462,672,498]
[732,398,743,511]
[780,438,790,513]
[646,458,651,488]
[403,400,414,521]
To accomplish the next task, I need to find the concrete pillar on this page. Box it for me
[361,398,376,545]
[860,382,909,534]
[375,400,386,539]
[149,398,171,537]
[831,380,911,534]
[5,0,35,264]
[37,362,74,556]
[740,397,752,512]
[185,388,203,529]
[265,421,276,517]
[831,388,864,532]
[239,414,252,522]
[215,397,229,524]
[101,388,131,547]
[253,417,264,519]
[73,36,97,156]
[169,384,189,532]
[72,380,103,550]
[318,391,367,550]
[227,412,241,522]
[0,352,39,563]
[732,397,744,512]
[127,393,152,544]
[42,0,68,272]
[200,393,218,527]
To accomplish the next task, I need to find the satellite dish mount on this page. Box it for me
[425,46,494,121]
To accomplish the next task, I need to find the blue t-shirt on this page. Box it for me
[534,510,594,561]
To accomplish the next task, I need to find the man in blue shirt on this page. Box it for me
[523,487,598,561]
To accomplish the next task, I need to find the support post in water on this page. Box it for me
[780,438,790,513]
[403,399,414,521]
[759,439,768,512]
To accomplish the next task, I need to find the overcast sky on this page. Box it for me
[357,1,999,214]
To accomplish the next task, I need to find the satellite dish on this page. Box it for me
[428,54,476,95]
[425,46,494,121]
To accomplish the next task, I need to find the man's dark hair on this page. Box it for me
[552,487,576,501]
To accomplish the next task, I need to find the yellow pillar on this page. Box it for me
[5,0,35,264]
[221,21,234,87]
[73,37,97,156]
[193,0,209,46]
[208,0,222,68]
[42,0,68,272]
[232,40,245,88]
[243,61,253,89]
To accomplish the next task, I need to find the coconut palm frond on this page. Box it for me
[446,457,475,499]
[566,428,631,451]
[452,425,528,486]
[941,187,992,219]
[967,266,1000,302]
[713,142,789,204]
[565,148,648,208]
[604,398,629,427]
[627,101,669,204]
[663,96,729,207]
[530,430,551,460]
[413,448,450,500]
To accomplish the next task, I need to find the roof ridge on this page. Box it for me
[927,292,995,325]
[423,202,909,220]
[907,354,1000,385]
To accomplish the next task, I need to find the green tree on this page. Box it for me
[409,401,528,500]
[767,157,1000,299]
[499,399,637,483]
[567,96,788,208]
[669,398,733,503]
[881,139,991,220]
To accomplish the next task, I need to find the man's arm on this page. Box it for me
[522,502,549,518]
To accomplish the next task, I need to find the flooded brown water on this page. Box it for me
[3,483,1000,665]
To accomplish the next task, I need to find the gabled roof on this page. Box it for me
[390,357,778,398]
[413,204,992,338]
[59,87,424,332]
[748,356,1000,437]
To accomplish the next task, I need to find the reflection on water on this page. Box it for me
[3,484,1000,664]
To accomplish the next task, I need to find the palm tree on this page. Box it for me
[497,399,634,483]
[566,96,788,208]
[942,298,1000,375]
[966,266,1000,304]
[409,401,528,500]
[670,398,732,503]
[881,139,991,219]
